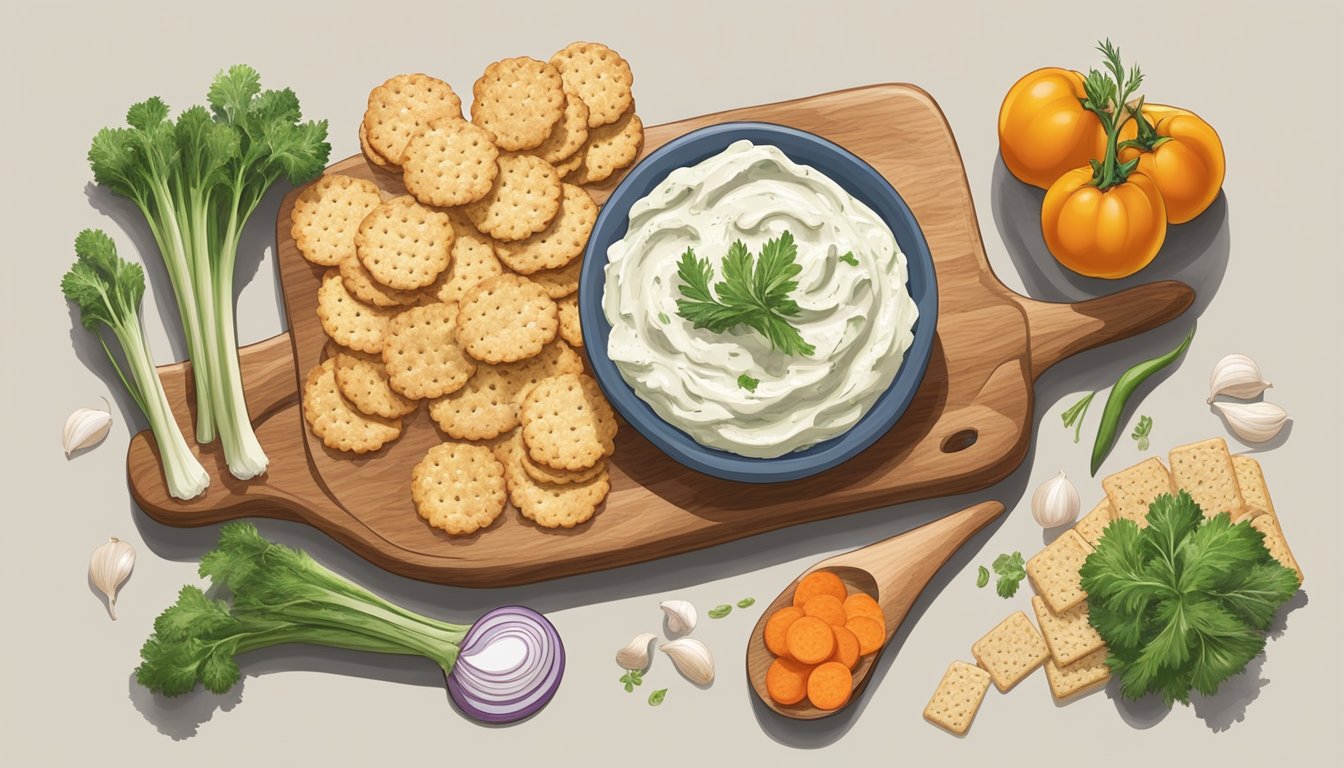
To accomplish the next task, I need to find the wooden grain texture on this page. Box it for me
[745,500,1005,719]
[128,84,1193,586]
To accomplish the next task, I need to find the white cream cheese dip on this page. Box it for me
[602,139,918,458]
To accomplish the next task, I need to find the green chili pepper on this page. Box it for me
[1089,327,1194,475]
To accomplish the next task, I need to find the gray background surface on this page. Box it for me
[2,1,1340,764]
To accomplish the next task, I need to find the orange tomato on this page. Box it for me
[1119,104,1225,224]
[1041,167,1167,279]
[999,68,1110,189]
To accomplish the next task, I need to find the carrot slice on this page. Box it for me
[807,661,853,711]
[765,656,814,705]
[786,616,836,664]
[764,607,803,657]
[829,625,861,670]
[802,594,847,627]
[846,615,885,655]
[792,570,847,608]
[843,593,885,631]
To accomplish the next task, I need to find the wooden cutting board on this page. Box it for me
[128,84,1193,586]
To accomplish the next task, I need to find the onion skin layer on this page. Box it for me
[446,605,565,724]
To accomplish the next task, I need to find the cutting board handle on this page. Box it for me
[1017,280,1194,380]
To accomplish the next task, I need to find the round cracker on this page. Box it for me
[382,302,476,400]
[333,346,418,419]
[520,373,617,471]
[526,254,581,299]
[554,150,585,179]
[339,254,420,308]
[556,294,583,347]
[549,42,634,129]
[498,431,609,529]
[359,122,396,171]
[355,196,455,290]
[493,184,596,274]
[316,269,397,354]
[290,174,383,267]
[402,117,499,207]
[457,273,558,364]
[522,449,605,486]
[302,358,402,454]
[422,215,505,305]
[532,90,590,164]
[470,57,566,152]
[568,107,643,185]
[411,442,507,535]
[463,154,562,242]
[364,73,463,165]
[428,339,582,440]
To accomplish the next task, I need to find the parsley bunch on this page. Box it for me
[675,231,814,356]
[1081,492,1299,706]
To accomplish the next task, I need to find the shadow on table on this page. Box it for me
[126,647,443,740]
[1107,589,1308,733]
[988,154,1230,320]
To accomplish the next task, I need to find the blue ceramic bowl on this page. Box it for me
[578,122,938,483]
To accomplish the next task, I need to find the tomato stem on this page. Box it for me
[1082,40,1144,191]
[1120,102,1171,153]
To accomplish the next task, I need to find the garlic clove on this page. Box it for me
[1208,354,1272,404]
[659,638,714,686]
[89,537,136,619]
[1213,401,1289,443]
[1031,471,1080,529]
[63,405,113,456]
[660,599,697,635]
[616,632,657,671]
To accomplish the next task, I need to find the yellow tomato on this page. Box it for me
[1119,104,1225,224]
[1041,167,1168,278]
[999,68,1112,189]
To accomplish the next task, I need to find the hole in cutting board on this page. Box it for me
[940,429,978,453]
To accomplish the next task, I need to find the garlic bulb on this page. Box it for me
[89,538,135,619]
[63,404,112,456]
[1208,354,1272,403]
[1032,471,1080,528]
[660,599,697,635]
[660,638,714,686]
[616,632,657,671]
[1212,401,1289,443]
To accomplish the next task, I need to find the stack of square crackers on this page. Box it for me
[923,437,1301,735]
[289,43,641,536]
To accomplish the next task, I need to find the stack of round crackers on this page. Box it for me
[290,42,641,537]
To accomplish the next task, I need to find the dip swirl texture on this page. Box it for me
[602,140,918,458]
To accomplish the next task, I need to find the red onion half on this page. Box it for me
[447,605,565,724]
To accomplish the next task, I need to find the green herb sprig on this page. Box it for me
[619,669,644,693]
[675,231,814,356]
[1082,491,1299,706]
[992,552,1026,598]
[1131,415,1153,450]
[1062,392,1096,444]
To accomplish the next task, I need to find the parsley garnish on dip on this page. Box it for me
[602,140,918,458]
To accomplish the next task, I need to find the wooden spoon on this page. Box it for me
[746,500,1005,719]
